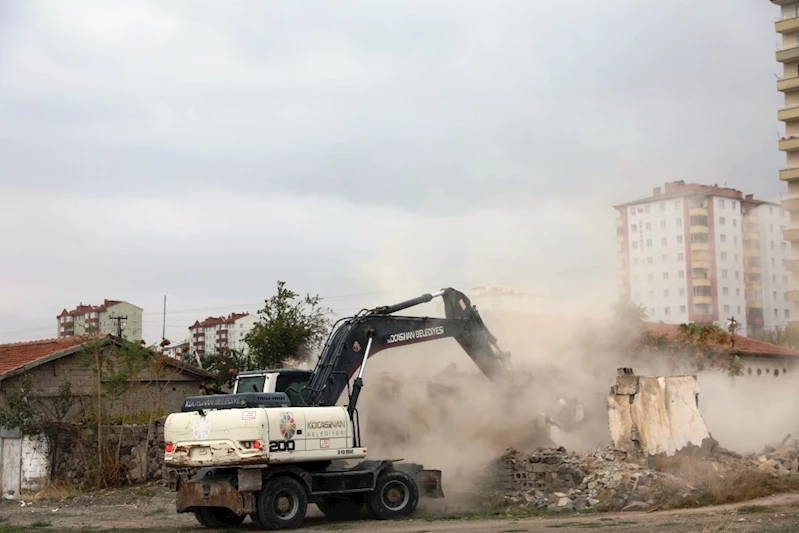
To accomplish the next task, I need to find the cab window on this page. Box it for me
[237,376,265,393]
[275,375,309,406]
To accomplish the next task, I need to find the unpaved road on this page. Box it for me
[2,485,799,532]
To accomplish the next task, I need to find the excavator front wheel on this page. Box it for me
[256,475,308,530]
[192,506,246,528]
[365,470,419,520]
[316,493,365,521]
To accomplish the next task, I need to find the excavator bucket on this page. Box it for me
[395,463,445,498]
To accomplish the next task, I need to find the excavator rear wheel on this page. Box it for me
[316,493,365,521]
[365,470,419,520]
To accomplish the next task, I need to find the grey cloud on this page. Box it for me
[0,0,786,213]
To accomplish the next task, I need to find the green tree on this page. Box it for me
[245,280,332,370]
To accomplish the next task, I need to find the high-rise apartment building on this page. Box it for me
[771,0,799,326]
[615,182,792,335]
[188,312,258,357]
[56,299,143,342]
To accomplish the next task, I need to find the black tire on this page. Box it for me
[193,506,246,528]
[256,476,308,530]
[365,470,419,520]
[316,493,365,521]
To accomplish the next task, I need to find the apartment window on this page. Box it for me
[783,242,788,252]
[647,239,653,248]
[649,307,655,317]
[660,202,665,212]
[775,309,779,318]
[736,288,740,297]
[678,270,685,279]
[771,241,775,250]
[648,274,654,282]
[733,236,738,245]
[632,241,638,249]
[721,252,727,261]
[720,234,726,243]
[785,275,789,284]
[723,287,729,296]
[664,289,670,297]
[674,200,680,209]
[645,205,651,213]
[737,306,742,314]
[676,217,682,227]
[646,222,652,231]
[720,199,726,208]
[661,254,668,262]
[663,272,669,280]
[773,274,777,283]
[772,257,776,266]
[770,207,774,216]
[647,256,653,265]
[786,309,791,319]
[649,290,655,299]
[680,305,686,314]
[734,253,739,262]
[774,291,778,300]
[660,220,666,229]
[735,271,739,280]
[677,252,684,261]
[631,223,639,233]
[661,237,667,246]
[719,217,726,226]
[722,269,728,279]
[732,219,737,228]
[664,307,670,316]
[679,288,686,296]
[724,304,730,314]
[770,224,774,233]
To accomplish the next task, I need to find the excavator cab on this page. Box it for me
[233,368,313,406]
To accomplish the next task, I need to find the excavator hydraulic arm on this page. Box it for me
[298,287,511,409]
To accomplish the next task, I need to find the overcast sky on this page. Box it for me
[0,0,788,343]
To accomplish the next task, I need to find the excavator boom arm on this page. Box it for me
[299,288,510,408]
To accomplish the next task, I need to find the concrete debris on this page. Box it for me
[607,368,712,457]
[483,440,799,513]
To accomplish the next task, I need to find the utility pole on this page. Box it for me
[109,316,127,338]
[162,295,167,347]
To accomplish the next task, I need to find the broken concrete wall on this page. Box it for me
[607,368,711,456]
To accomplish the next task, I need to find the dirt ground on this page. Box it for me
[2,485,799,533]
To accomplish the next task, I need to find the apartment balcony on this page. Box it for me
[694,296,713,305]
[784,258,799,272]
[777,45,799,63]
[780,166,799,181]
[779,133,799,151]
[777,14,799,33]
[780,105,799,123]
[691,242,710,252]
[689,225,709,234]
[692,279,712,288]
[616,218,623,227]
[744,266,762,275]
[784,227,799,241]
[743,248,761,257]
[617,234,624,243]
[783,195,799,212]
[691,259,711,269]
[746,282,763,292]
[745,299,764,308]
[786,289,799,302]
[689,207,708,217]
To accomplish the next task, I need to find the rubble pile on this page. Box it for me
[482,439,799,513]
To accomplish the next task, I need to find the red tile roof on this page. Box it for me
[643,322,799,358]
[189,312,251,329]
[0,336,91,376]
[57,299,126,318]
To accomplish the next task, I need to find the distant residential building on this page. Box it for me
[615,181,792,336]
[766,0,799,328]
[56,299,143,342]
[189,312,258,357]
[163,341,190,360]
[466,286,542,313]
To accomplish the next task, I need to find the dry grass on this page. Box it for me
[27,481,84,503]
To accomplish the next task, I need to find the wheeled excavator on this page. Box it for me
[163,288,511,530]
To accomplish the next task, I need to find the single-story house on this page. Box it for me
[0,334,218,496]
